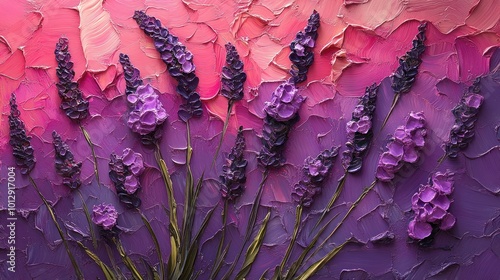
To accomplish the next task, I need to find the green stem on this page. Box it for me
[77,241,116,280]
[181,120,194,264]
[79,124,101,185]
[312,172,348,232]
[381,93,401,131]
[113,237,143,280]
[76,189,98,249]
[210,199,229,280]
[277,205,303,277]
[28,175,84,280]
[138,209,164,280]
[211,101,234,170]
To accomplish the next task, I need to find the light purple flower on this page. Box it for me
[264,80,305,122]
[92,203,118,230]
[127,84,168,135]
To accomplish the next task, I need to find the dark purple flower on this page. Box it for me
[92,203,118,230]
[343,83,379,173]
[292,147,339,207]
[54,37,89,121]
[408,171,455,240]
[220,126,247,201]
[109,149,145,209]
[52,131,82,189]
[8,94,36,175]
[134,10,202,122]
[119,53,144,97]
[376,112,426,182]
[444,78,484,158]
[221,43,247,102]
[391,22,427,95]
[264,80,305,122]
[289,10,320,84]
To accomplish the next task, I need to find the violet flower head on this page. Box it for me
[444,78,484,158]
[109,148,145,209]
[8,94,36,175]
[119,53,144,97]
[289,10,320,84]
[408,171,455,240]
[258,81,305,168]
[221,43,247,102]
[134,10,202,122]
[343,83,379,173]
[92,203,118,230]
[376,112,427,182]
[127,84,168,144]
[292,146,339,207]
[220,126,247,201]
[52,131,82,189]
[54,37,89,121]
[391,22,427,95]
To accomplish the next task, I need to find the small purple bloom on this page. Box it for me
[8,94,36,175]
[221,43,247,102]
[264,81,305,122]
[119,53,144,97]
[127,84,168,137]
[220,126,247,201]
[289,10,320,84]
[92,203,118,230]
[52,131,82,189]
[109,148,145,208]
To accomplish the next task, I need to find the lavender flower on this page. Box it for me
[109,148,145,208]
[221,43,247,102]
[444,78,484,158]
[127,84,168,144]
[92,203,118,230]
[343,83,379,173]
[289,10,320,84]
[408,171,455,240]
[220,126,247,201]
[292,147,339,207]
[391,22,427,95]
[52,131,82,189]
[8,94,36,175]
[119,53,144,97]
[258,81,305,168]
[376,112,426,182]
[54,37,89,121]
[134,10,202,122]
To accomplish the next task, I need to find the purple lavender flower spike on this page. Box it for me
[134,10,202,122]
[289,10,320,84]
[127,84,168,145]
[92,203,118,230]
[8,94,36,175]
[119,53,144,97]
[221,43,247,102]
[376,112,426,182]
[391,22,427,95]
[343,83,379,173]
[52,131,82,189]
[408,171,455,240]
[258,81,305,168]
[220,126,247,201]
[54,37,89,121]
[292,146,339,207]
[444,78,484,158]
[109,148,145,209]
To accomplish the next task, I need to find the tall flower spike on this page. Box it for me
[289,10,320,84]
[54,37,89,121]
[221,43,247,102]
[134,11,202,122]
[292,146,339,207]
[376,112,427,182]
[391,22,427,95]
[109,148,145,209]
[52,131,82,189]
[258,81,305,168]
[220,126,247,201]
[8,94,36,175]
[119,53,144,97]
[343,83,379,173]
[444,78,484,158]
[408,171,456,240]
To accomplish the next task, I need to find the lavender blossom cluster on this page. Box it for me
[52,131,82,189]
[220,127,247,201]
[221,43,247,102]
[408,171,456,240]
[92,203,118,231]
[109,148,145,208]
[258,81,305,168]
[289,10,320,84]
[292,147,339,207]
[444,78,484,158]
[8,94,36,175]
[376,112,427,182]
[343,83,379,173]
[119,53,144,97]
[134,11,202,122]
[54,37,89,121]
[391,22,427,95]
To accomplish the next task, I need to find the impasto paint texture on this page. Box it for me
[0,0,499,279]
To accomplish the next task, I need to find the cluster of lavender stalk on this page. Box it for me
[52,131,82,189]
[8,94,36,175]
[109,149,145,208]
[219,127,248,201]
